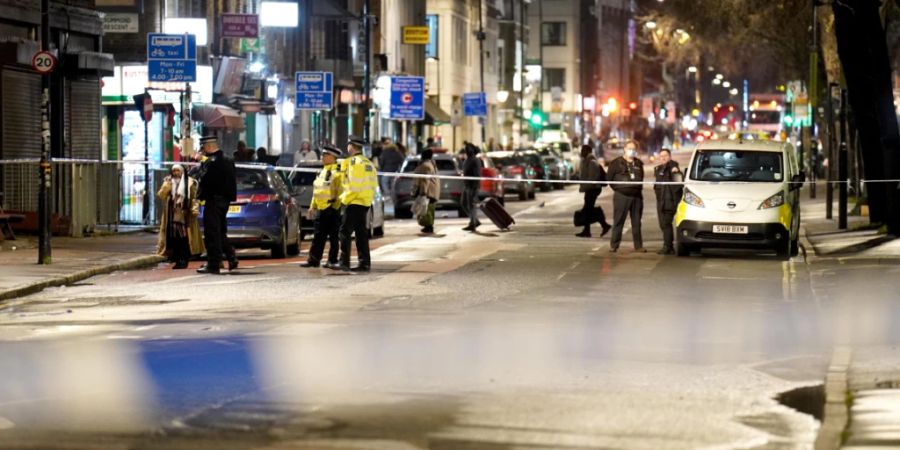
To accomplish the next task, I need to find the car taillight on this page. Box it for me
[508,166,523,175]
[235,193,278,204]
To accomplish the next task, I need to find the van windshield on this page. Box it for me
[691,150,784,182]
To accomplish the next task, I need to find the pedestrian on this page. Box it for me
[294,140,318,164]
[576,144,612,238]
[196,135,239,274]
[156,164,204,269]
[256,147,278,165]
[300,144,343,268]
[413,149,440,234]
[337,136,379,272]
[378,142,404,196]
[654,148,683,254]
[607,139,646,253]
[426,137,439,150]
[486,137,498,152]
[461,142,483,232]
[234,140,254,162]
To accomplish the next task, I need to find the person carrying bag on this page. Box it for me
[413,149,440,234]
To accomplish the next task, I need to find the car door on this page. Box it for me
[271,172,299,242]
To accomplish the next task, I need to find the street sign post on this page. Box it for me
[295,71,333,110]
[463,92,487,117]
[147,33,197,82]
[389,76,425,120]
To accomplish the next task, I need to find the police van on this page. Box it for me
[674,139,804,258]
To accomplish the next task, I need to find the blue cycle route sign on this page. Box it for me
[295,71,333,110]
[389,76,425,120]
[463,92,487,117]
[147,33,197,82]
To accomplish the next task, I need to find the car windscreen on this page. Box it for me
[520,154,542,165]
[691,150,784,182]
[291,168,321,186]
[402,160,419,172]
[236,169,269,190]
[490,156,520,167]
[435,159,457,172]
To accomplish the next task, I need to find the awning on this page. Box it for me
[192,104,245,130]
[424,98,451,125]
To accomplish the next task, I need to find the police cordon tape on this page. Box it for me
[1,157,899,187]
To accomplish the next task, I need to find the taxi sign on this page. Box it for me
[32,51,57,75]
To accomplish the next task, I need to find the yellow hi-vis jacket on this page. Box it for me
[340,154,378,207]
[311,163,342,211]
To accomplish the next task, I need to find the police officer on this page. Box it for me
[654,148,683,254]
[196,135,238,274]
[300,144,343,268]
[337,136,378,272]
[607,139,646,253]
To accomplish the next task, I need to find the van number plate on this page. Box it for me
[228,205,241,214]
[713,225,748,234]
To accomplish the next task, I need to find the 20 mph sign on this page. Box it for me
[32,51,57,75]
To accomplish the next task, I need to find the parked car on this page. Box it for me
[516,150,553,192]
[392,153,465,219]
[201,164,301,259]
[534,145,571,188]
[476,153,505,205]
[486,151,536,201]
[290,161,385,239]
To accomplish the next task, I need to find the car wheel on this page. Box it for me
[497,196,505,206]
[790,238,799,257]
[528,189,536,200]
[374,225,384,237]
[395,207,413,219]
[518,190,527,201]
[272,225,288,259]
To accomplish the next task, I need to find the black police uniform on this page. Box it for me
[607,156,645,250]
[654,161,684,252]
[198,149,237,272]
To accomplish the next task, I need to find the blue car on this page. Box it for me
[203,165,301,259]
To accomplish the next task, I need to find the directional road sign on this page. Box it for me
[295,71,333,110]
[463,92,487,117]
[389,76,425,120]
[147,33,197,82]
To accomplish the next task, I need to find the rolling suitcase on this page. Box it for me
[479,197,515,230]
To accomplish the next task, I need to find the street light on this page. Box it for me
[687,66,698,73]
[497,90,509,103]
[645,21,657,29]
[722,81,731,88]
[712,78,722,86]
[715,73,724,80]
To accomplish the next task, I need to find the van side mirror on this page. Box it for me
[789,172,805,191]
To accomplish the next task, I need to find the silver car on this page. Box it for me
[289,161,385,240]
[392,153,465,219]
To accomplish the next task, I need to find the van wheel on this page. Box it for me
[790,238,799,257]
[676,241,691,257]
[518,191,527,201]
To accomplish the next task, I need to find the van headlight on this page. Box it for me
[758,191,785,210]
[683,188,705,208]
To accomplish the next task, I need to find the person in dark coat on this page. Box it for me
[234,140,254,162]
[654,148,684,254]
[607,139,646,252]
[196,135,238,274]
[576,144,611,238]
[461,142,483,232]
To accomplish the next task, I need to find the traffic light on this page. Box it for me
[530,109,545,127]
[782,112,794,126]
[628,101,638,111]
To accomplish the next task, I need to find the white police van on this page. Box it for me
[674,139,804,258]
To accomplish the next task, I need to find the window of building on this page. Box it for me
[542,68,565,91]
[541,22,566,46]
[453,15,468,64]
[425,14,439,59]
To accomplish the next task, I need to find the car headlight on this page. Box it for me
[683,187,705,208]
[758,191,785,210]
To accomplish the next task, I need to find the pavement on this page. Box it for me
[0,188,900,450]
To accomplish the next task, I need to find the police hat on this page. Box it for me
[347,136,366,148]
[199,135,218,146]
[321,144,341,157]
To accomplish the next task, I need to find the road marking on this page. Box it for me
[194,277,281,286]
[158,274,205,284]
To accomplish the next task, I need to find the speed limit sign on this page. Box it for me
[32,51,57,75]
